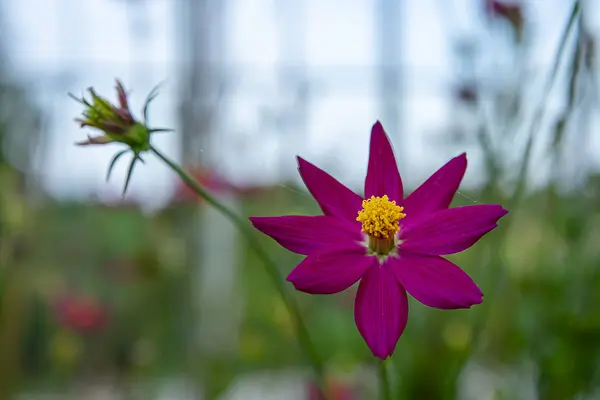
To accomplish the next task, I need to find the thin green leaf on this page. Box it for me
[148,128,174,134]
[142,81,165,124]
[105,149,129,182]
[68,92,83,104]
[122,155,139,197]
[68,92,92,107]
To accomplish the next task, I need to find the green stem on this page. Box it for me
[509,1,580,214]
[379,359,391,400]
[472,1,581,354]
[495,1,580,278]
[149,145,327,394]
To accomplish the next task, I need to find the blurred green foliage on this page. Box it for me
[1,164,600,399]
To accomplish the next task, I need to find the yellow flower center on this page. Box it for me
[356,195,406,255]
[357,195,406,239]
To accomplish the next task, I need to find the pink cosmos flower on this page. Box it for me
[249,122,508,359]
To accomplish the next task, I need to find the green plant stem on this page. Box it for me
[379,359,391,400]
[150,145,327,394]
[496,1,580,273]
[509,1,580,215]
[472,1,581,353]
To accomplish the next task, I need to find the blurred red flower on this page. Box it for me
[54,293,109,334]
[485,0,524,42]
[173,166,236,203]
[307,379,355,400]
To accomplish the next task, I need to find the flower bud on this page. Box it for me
[71,80,151,153]
[71,79,173,195]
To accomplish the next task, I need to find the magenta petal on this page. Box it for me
[390,254,483,309]
[287,247,375,294]
[354,263,408,359]
[297,156,363,222]
[399,205,508,255]
[364,122,403,203]
[249,215,361,255]
[402,153,467,217]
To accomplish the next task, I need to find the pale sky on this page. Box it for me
[1,0,597,209]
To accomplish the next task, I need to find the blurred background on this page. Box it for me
[0,0,599,398]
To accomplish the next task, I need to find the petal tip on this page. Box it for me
[295,155,311,172]
[447,152,468,171]
[468,296,484,308]
[296,156,313,175]
[497,206,510,218]
[468,287,484,307]
[286,273,298,287]
[287,278,317,295]
[371,120,386,136]
[248,216,262,227]
[286,266,300,282]
[361,338,400,360]
[363,340,393,360]
[488,204,510,219]
[365,120,403,200]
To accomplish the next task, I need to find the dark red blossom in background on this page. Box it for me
[173,165,271,203]
[455,83,479,106]
[307,379,355,400]
[173,166,236,203]
[485,0,524,42]
[54,293,109,334]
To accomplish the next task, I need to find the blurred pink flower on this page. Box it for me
[307,379,354,400]
[486,0,524,41]
[54,293,109,334]
[487,0,520,16]
[250,122,508,359]
[174,166,236,203]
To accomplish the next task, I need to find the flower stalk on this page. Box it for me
[149,145,327,395]
[378,359,391,400]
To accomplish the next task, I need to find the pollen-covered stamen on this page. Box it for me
[357,195,406,254]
